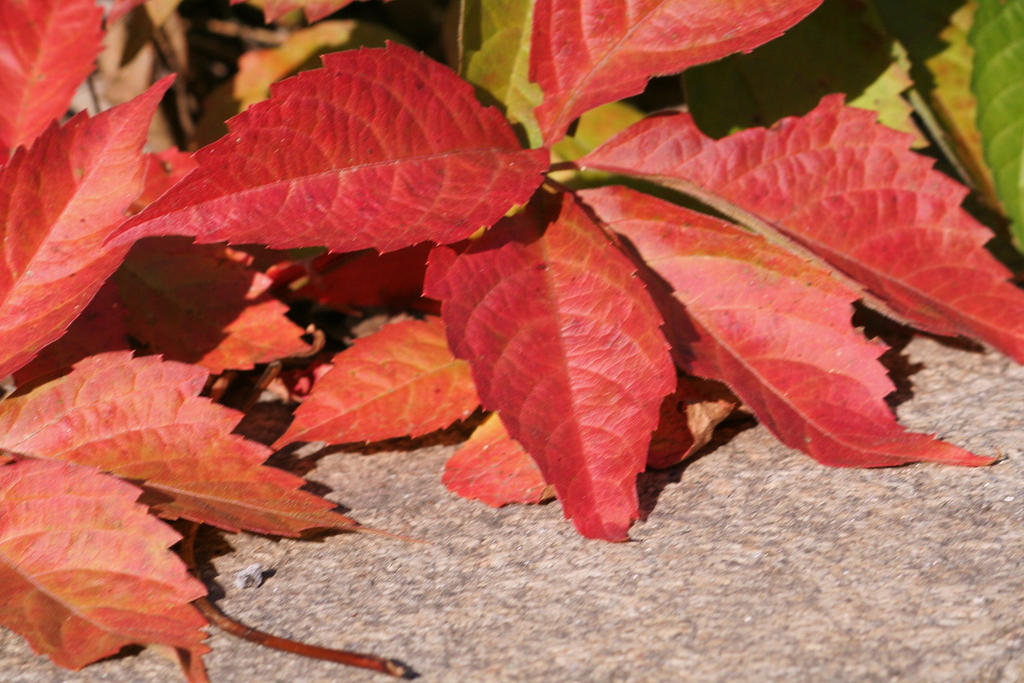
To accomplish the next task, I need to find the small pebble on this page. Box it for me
[233,563,265,589]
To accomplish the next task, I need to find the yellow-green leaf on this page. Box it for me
[460,0,544,147]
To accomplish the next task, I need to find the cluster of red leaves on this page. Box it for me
[3,0,1023,678]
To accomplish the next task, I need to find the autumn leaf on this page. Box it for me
[0,78,172,379]
[530,0,822,144]
[647,375,736,470]
[113,237,310,374]
[425,191,675,540]
[275,317,479,447]
[117,43,548,253]
[10,282,131,389]
[580,185,991,468]
[0,0,103,153]
[132,148,198,213]
[271,243,435,313]
[581,95,1024,363]
[0,458,208,670]
[0,353,357,536]
[443,413,553,507]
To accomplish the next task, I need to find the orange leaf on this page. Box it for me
[275,317,479,447]
[0,352,356,535]
[0,459,207,670]
[443,413,553,507]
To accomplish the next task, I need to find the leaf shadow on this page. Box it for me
[261,409,489,496]
[637,412,758,520]
[851,303,984,410]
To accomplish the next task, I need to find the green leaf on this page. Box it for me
[552,101,646,162]
[460,0,544,147]
[970,0,1024,247]
[925,2,999,209]
[685,0,922,144]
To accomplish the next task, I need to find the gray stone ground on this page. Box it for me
[2,336,1023,682]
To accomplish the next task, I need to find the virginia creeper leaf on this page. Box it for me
[275,317,479,447]
[271,243,435,313]
[647,375,736,470]
[118,44,548,253]
[924,3,999,209]
[551,101,646,163]
[0,352,357,536]
[529,0,823,144]
[11,282,130,389]
[970,0,1024,246]
[461,0,545,147]
[113,238,310,374]
[684,0,923,145]
[0,458,207,670]
[424,192,675,540]
[0,78,172,379]
[132,148,198,213]
[582,95,1024,362]
[0,0,103,153]
[443,413,553,507]
[580,185,991,468]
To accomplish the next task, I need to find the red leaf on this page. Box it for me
[0,0,103,152]
[131,148,198,213]
[424,192,675,540]
[271,243,435,313]
[0,458,207,670]
[580,185,991,468]
[11,282,131,389]
[274,317,479,447]
[0,78,172,379]
[582,95,1024,363]
[117,44,548,253]
[114,237,310,374]
[647,375,736,470]
[443,413,553,507]
[0,352,357,535]
[530,0,821,144]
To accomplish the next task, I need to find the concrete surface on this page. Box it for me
[3,335,1023,681]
